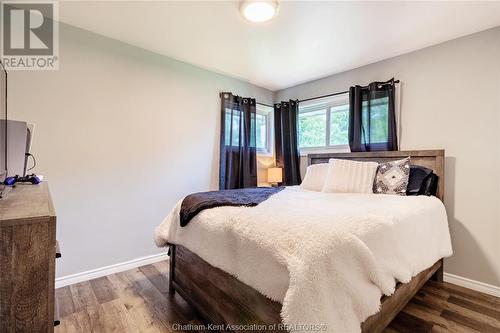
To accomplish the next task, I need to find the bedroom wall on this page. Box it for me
[7,23,274,278]
[275,27,500,288]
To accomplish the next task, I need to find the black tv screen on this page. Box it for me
[0,61,6,183]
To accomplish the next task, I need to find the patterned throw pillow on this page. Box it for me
[374,157,411,195]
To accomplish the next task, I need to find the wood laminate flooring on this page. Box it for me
[55,261,500,333]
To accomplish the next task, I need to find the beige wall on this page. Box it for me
[8,24,274,277]
[276,27,500,287]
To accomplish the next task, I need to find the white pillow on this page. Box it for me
[300,163,329,191]
[322,159,379,193]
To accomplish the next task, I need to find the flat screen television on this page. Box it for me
[0,61,7,197]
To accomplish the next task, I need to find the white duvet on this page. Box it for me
[155,186,452,333]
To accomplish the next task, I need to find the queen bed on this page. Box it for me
[154,150,452,333]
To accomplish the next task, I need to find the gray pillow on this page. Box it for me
[374,157,410,195]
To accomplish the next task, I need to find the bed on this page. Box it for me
[155,150,451,333]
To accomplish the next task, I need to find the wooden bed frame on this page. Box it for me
[168,150,445,333]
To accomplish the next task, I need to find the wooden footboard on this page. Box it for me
[168,244,282,331]
[361,259,443,333]
[168,243,443,333]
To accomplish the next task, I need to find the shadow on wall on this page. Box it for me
[211,127,220,190]
[444,156,499,285]
[299,156,309,179]
[257,156,275,187]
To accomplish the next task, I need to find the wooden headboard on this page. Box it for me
[308,150,445,201]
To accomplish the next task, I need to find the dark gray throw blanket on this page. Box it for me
[180,187,284,227]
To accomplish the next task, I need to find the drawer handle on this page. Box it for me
[56,240,61,258]
[54,297,60,326]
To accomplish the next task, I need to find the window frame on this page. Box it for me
[256,104,274,157]
[298,93,350,156]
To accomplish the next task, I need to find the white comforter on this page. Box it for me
[155,186,452,333]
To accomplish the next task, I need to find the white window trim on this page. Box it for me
[256,104,274,157]
[299,145,350,157]
[298,93,350,156]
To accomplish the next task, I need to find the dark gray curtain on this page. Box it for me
[274,100,301,186]
[219,92,257,190]
[348,78,398,152]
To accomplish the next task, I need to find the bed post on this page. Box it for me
[430,258,444,282]
[168,243,176,295]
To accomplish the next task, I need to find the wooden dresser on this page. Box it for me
[0,183,59,332]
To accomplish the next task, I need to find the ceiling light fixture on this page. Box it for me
[240,1,278,23]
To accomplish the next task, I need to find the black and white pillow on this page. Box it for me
[374,157,410,195]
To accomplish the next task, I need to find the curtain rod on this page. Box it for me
[220,92,274,108]
[255,79,400,107]
[256,101,273,108]
[298,80,400,104]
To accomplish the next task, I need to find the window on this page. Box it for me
[223,104,273,155]
[329,104,349,146]
[298,109,327,148]
[298,93,349,152]
[362,97,388,144]
[256,104,274,155]
[224,109,242,146]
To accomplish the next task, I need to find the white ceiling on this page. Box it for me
[58,1,500,91]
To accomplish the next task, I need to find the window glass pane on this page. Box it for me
[255,113,267,150]
[329,104,349,145]
[369,97,388,143]
[298,109,327,148]
[362,97,388,144]
[250,112,256,147]
[225,108,240,146]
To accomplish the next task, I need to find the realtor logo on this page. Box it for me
[1,1,59,70]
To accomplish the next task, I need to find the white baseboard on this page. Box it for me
[55,252,169,289]
[444,272,500,298]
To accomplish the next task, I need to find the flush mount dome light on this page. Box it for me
[240,1,278,23]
